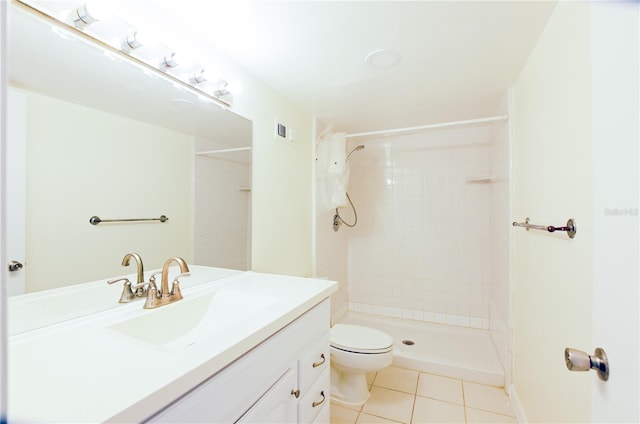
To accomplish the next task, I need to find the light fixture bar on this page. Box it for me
[14,0,231,109]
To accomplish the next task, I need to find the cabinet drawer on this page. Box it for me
[298,368,329,424]
[298,331,329,391]
[312,402,330,424]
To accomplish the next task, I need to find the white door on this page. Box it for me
[5,88,26,296]
[590,2,639,421]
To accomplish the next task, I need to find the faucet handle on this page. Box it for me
[175,271,191,281]
[134,279,160,309]
[170,272,190,298]
[150,271,161,282]
[107,278,134,303]
[147,272,161,296]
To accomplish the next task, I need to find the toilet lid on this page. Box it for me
[330,324,394,354]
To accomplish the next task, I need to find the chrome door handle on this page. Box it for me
[8,261,23,272]
[564,347,609,381]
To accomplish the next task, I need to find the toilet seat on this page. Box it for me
[330,324,393,354]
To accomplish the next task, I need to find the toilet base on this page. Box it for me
[330,364,371,407]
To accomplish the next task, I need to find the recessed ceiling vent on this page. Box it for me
[365,49,401,69]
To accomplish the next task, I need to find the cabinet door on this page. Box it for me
[298,331,329,390]
[237,368,297,424]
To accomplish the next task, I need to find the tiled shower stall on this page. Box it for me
[319,96,512,386]
[346,131,493,328]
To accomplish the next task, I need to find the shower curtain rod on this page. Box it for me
[346,115,509,139]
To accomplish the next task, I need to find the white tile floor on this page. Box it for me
[330,366,517,424]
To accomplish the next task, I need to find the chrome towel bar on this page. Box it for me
[512,217,576,239]
[89,215,169,225]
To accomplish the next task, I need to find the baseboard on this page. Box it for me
[330,303,348,326]
[508,384,528,423]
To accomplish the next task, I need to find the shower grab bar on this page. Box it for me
[89,215,169,225]
[512,217,576,239]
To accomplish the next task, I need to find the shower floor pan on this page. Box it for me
[339,311,505,387]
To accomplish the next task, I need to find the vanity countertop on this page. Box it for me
[8,270,337,423]
[8,265,244,336]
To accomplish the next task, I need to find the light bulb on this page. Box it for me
[213,80,244,97]
[122,31,156,51]
[73,0,114,27]
[189,69,221,85]
[189,69,207,84]
[161,52,194,70]
[161,52,179,68]
[225,80,243,95]
[85,1,114,21]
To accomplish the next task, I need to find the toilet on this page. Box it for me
[330,324,394,406]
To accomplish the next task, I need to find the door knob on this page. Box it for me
[8,261,24,272]
[564,347,609,381]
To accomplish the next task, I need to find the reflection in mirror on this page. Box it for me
[6,3,252,332]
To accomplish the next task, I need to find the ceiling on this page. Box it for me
[152,1,557,134]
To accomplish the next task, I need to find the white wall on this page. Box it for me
[511,2,593,422]
[590,2,639,421]
[229,66,314,277]
[132,3,318,278]
[346,127,496,328]
[22,89,193,291]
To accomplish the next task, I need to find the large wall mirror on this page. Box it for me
[6,3,252,331]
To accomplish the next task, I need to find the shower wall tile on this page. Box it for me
[489,95,513,387]
[347,132,492,329]
[194,155,251,270]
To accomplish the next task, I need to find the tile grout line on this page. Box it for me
[409,373,419,424]
[410,394,417,424]
[335,369,515,424]
[462,379,468,423]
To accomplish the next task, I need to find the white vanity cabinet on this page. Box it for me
[146,299,331,423]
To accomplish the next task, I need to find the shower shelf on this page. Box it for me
[465,177,494,184]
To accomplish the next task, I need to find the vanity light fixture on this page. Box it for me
[161,52,180,69]
[213,81,231,97]
[160,52,196,71]
[30,0,243,107]
[189,69,208,84]
[72,1,114,28]
[214,80,243,97]
[121,31,146,51]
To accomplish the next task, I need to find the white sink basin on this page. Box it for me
[107,288,278,349]
[8,266,244,336]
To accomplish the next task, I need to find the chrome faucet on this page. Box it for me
[107,253,146,303]
[122,253,144,284]
[141,257,190,309]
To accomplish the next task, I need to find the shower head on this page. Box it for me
[347,145,365,160]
